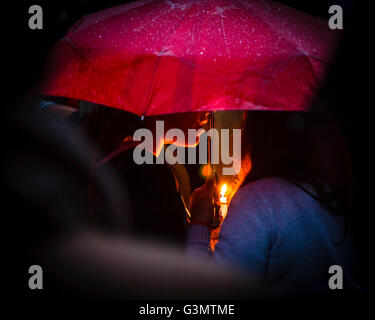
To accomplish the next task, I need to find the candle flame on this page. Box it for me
[220,184,228,197]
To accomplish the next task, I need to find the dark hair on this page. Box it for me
[243,108,353,218]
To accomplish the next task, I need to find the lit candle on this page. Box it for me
[219,184,228,219]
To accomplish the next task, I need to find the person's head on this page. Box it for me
[243,109,353,217]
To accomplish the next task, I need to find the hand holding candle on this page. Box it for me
[190,175,216,226]
[190,176,231,227]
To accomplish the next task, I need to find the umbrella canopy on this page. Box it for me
[42,0,340,116]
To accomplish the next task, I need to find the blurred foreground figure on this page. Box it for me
[3,100,258,299]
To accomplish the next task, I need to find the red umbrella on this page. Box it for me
[42,0,339,116]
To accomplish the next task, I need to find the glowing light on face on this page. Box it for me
[201,164,212,177]
[219,184,228,219]
[220,184,228,202]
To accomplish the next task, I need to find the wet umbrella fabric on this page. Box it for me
[42,0,340,116]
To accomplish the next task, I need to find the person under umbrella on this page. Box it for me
[36,0,362,299]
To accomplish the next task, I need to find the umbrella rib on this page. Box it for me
[142,1,198,116]
[236,2,286,51]
[240,0,330,65]
[261,0,271,11]
[238,0,297,54]
[62,38,99,73]
[220,15,231,60]
[69,0,159,34]
[161,1,198,47]
[63,33,236,79]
